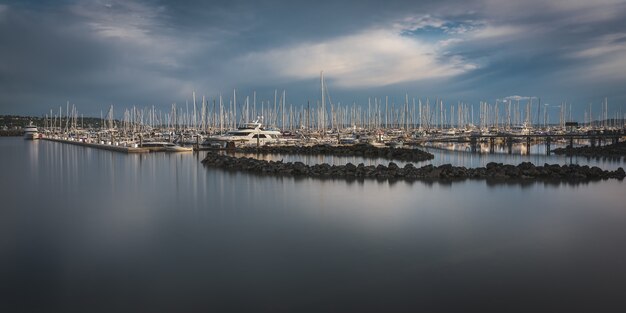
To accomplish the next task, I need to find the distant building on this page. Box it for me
[565,122,579,132]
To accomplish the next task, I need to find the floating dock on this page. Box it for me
[43,138,150,153]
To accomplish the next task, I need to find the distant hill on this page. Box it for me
[590,118,625,127]
[0,115,108,129]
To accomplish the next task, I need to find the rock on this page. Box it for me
[428,168,442,178]
[201,152,626,183]
[486,162,500,170]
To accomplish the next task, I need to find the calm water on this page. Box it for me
[1,137,626,312]
[236,142,625,170]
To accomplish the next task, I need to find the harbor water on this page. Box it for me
[1,137,625,312]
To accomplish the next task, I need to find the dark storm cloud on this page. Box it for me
[1,0,625,118]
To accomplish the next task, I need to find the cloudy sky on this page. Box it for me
[1,0,625,120]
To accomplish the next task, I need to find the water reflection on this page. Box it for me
[1,138,625,312]
[232,142,624,171]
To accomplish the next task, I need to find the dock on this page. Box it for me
[43,137,150,153]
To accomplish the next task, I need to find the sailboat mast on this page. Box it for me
[321,71,325,132]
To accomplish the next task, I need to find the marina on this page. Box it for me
[19,89,626,158]
[4,0,626,311]
[4,95,626,313]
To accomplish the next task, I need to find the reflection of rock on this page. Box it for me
[237,143,434,162]
[202,153,626,182]
[553,141,626,157]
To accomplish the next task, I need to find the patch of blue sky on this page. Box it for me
[401,21,475,42]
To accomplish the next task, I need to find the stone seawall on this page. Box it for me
[202,152,625,181]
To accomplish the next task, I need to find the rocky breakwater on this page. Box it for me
[238,143,434,163]
[553,141,626,158]
[202,152,625,181]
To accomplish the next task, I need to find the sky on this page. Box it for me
[1,0,626,121]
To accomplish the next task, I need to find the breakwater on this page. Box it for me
[202,152,625,181]
[553,141,626,157]
[237,143,434,163]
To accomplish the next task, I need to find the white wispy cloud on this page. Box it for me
[470,24,526,40]
[565,32,626,81]
[502,95,538,101]
[570,33,626,59]
[237,28,476,88]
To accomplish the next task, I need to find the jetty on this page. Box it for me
[202,152,626,182]
[44,137,149,153]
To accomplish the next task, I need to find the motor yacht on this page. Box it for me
[23,122,39,140]
[204,118,281,147]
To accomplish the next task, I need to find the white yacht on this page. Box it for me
[163,143,193,152]
[205,118,281,147]
[23,122,39,140]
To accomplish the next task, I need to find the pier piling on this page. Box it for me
[470,136,478,153]
[507,136,513,154]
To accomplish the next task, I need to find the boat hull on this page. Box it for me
[24,133,39,140]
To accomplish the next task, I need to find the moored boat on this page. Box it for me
[203,118,281,147]
[140,142,193,152]
[23,122,39,140]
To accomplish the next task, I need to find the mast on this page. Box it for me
[321,71,325,132]
[282,90,286,131]
[193,90,196,130]
[268,89,278,125]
